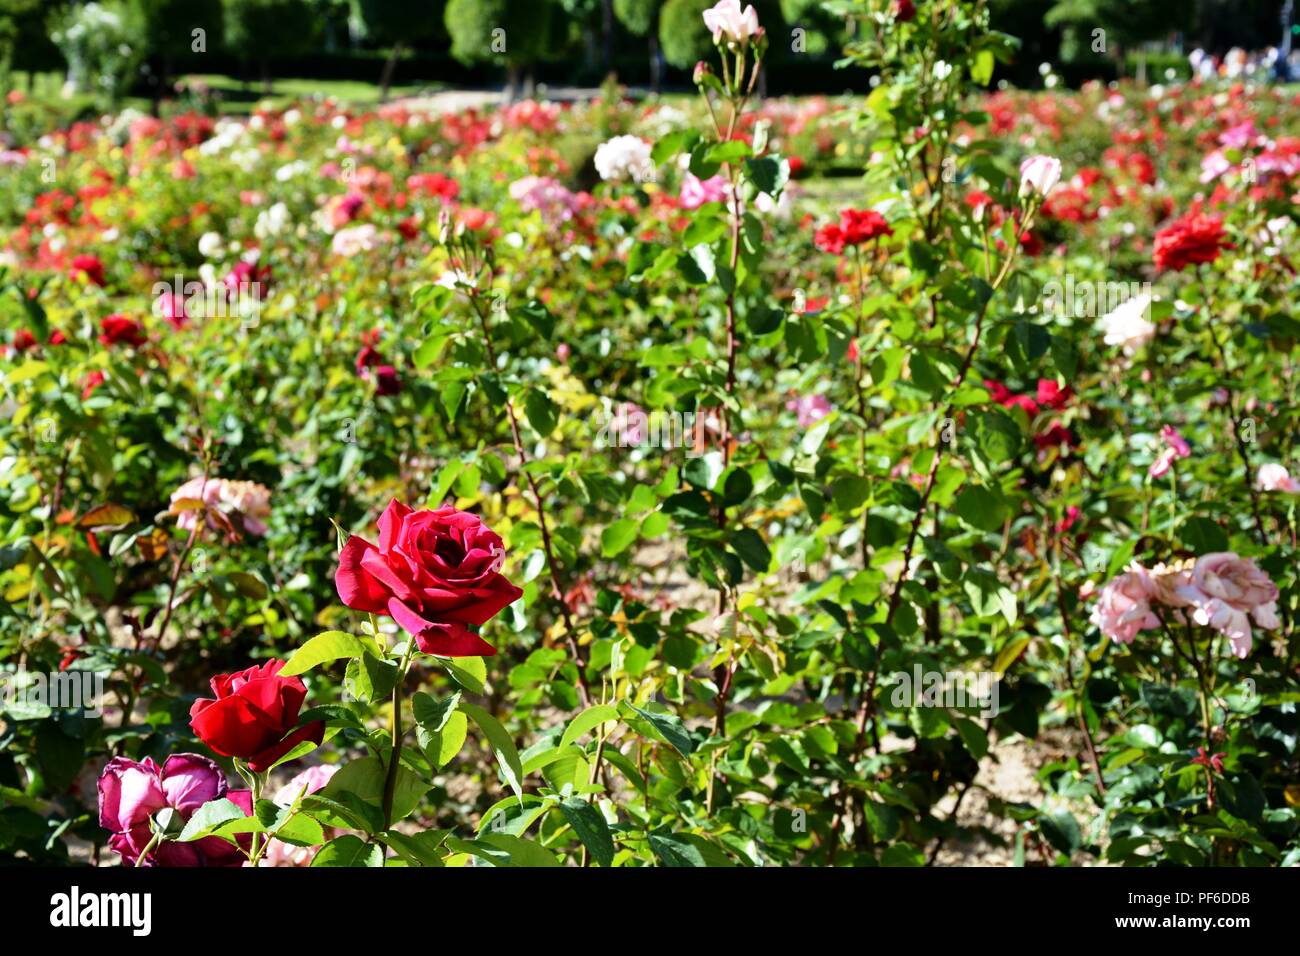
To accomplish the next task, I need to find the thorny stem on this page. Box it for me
[466,292,591,708]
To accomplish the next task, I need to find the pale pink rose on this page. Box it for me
[1256,463,1300,493]
[1175,552,1280,657]
[1089,564,1161,644]
[262,764,340,867]
[702,0,760,44]
[331,223,379,257]
[1018,154,1062,199]
[1199,149,1232,184]
[170,476,271,538]
[272,764,339,806]
[679,172,728,210]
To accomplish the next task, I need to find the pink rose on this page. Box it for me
[1019,155,1062,199]
[679,173,728,211]
[1088,564,1160,644]
[1149,425,1191,478]
[1175,553,1280,658]
[98,753,249,867]
[702,0,760,44]
[1257,463,1300,493]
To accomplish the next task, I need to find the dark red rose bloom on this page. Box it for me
[985,379,1039,416]
[355,344,382,372]
[12,329,36,352]
[49,330,68,346]
[1033,423,1077,452]
[223,261,272,299]
[1035,378,1073,410]
[81,370,106,400]
[189,660,323,773]
[372,365,402,395]
[335,500,523,657]
[70,253,106,286]
[1153,213,1230,272]
[894,0,916,21]
[814,223,846,254]
[99,314,147,348]
[839,208,893,244]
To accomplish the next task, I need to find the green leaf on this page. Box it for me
[311,834,384,867]
[744,156,789,197]
[524,388,559,437]
[559,704,620,750]
[281,631,378,677]
[513,300,556,339]
[177,798,249,842]
[440,656,487,694]
[345,653,400,704]
[558,798,614,867]
[460,701,525,801]
[624,703,694,756]
[319,756,427,826]
[730,527,771,573]
[953,484,1008,532]
[601,518,639,558]
[1038,810,1082,854]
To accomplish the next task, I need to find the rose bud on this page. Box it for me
[188,661,323,772]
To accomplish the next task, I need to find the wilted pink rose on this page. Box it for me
[170,476,271,538]
[1256,463,1300,493]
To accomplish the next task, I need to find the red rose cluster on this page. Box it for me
[1153,212,1230,273]
[355,328,402,396]
[814,208,893,255]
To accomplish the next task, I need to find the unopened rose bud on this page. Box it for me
[694,61,712,86]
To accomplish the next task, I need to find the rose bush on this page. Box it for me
[1,0,1298,868]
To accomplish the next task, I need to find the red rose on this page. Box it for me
[1153,213,1229,272]
[1035,378,1072,410]
[11,329,36,352]
[372,365,402,395]
[814,223,846,254]
[894,0,916,21]
[99,314,147,348]
[335,500,523,657]
[839,208,893,244]
[70,253,106,286]
[188,660,323,772]
[81,370,106,400]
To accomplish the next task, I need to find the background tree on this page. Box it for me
[130,0,224,110]
[223,0,320,92]
[445,0,561,99]
[356,0,446,103]
[613,0,660,90]
[1045,0,1196,78]
[657,0,711,71]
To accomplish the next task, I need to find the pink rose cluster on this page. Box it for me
[1089,553,1280,658]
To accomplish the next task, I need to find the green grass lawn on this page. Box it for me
[7,70,444,119]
